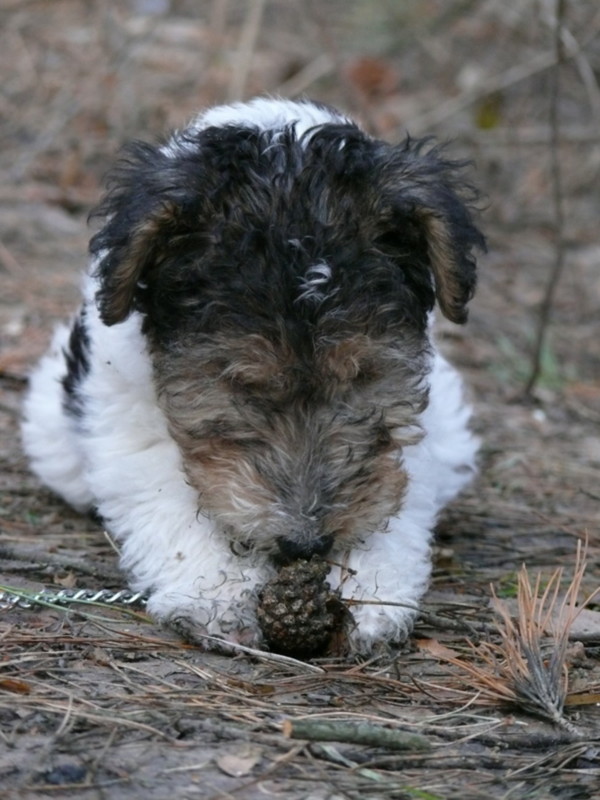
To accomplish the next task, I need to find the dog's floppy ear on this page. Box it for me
[90,141,194,326]
[376,138,486,324]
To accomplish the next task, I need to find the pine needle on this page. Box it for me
[446,539,598,734]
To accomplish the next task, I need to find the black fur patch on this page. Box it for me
[61,308,91,417]
[90,120,484,354]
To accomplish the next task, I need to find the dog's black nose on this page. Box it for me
[276,533,334,562]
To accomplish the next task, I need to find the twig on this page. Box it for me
[539,0,600,124]
[5,696,172,741]
[463,124,600,147]
[0,544,121,583]
[8,86,80,182]
[275,54,335,98]
[283,718,431,752]
[408,10,598,135]
[417,607,497,637]
[227,0,267,102]
[205,0,231,105]
[169,623,325,673]
[208,0,231,58]
[303,0,376,129]
[343,597,497,636]
[523,0,567,397]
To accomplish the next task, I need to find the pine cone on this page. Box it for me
[257,559,340,658]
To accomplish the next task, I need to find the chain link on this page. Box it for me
[0,587,148,611]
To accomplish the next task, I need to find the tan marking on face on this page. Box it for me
[151,330,428,554]
[316,334,380,387]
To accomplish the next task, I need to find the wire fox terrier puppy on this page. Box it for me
[22,97,485,655]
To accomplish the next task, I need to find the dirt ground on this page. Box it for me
[1,2,599,798]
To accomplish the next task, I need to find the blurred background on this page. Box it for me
[1,0,599,394]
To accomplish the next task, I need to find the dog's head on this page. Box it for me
[90,98,484,561]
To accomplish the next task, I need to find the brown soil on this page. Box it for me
[1,2,599,798]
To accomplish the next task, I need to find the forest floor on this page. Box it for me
[1,2,599,798]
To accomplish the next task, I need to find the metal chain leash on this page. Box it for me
[0,587,148,611]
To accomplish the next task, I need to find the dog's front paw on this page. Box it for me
[144,567,265,652]
[167,612,262,654]
[345,600,418,655]
[333,534,431,656]
[333,559,427,655]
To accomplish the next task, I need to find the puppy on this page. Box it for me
[22,98,484,654]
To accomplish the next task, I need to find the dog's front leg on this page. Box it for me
[79,337,268,649]
[104,481,267,650]
[142,526,267,652]
[104,482,266,649]
[331,512,434,654]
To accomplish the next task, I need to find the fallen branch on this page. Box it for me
[283,718,431,752]
[417,607,497,638]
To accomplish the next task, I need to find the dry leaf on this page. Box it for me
[216,745,263,777]
[0,677,32,694]
[345,56,398,98]
[55,572,77,589]
[89,647,112,666]
[415,638,460,660]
